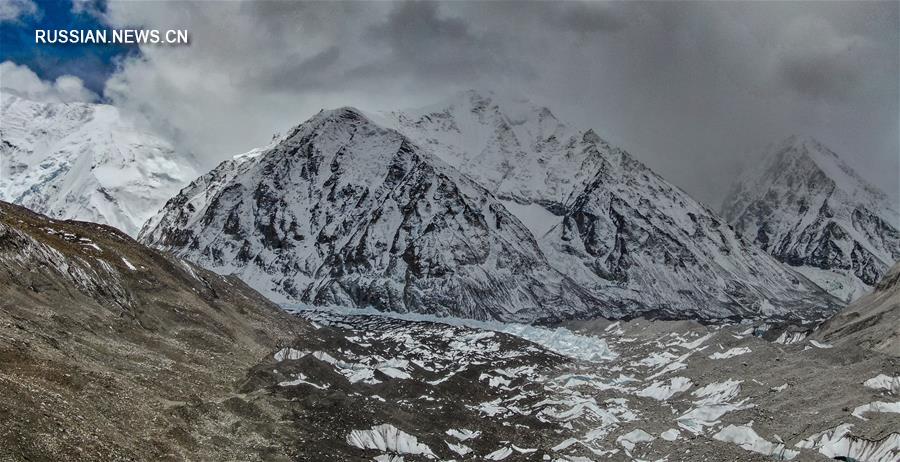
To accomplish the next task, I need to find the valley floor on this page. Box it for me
[2,302,897,461]
[240,307,899,461]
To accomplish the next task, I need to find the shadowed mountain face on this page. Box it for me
[722,136,900,302]
[141,93,841,323]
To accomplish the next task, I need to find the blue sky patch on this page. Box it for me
[1,0,138,95]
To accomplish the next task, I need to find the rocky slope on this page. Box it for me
[722,136,900,302]
[139,107,602,322]
[0,200,313,460]
[0,200,599,461]
[815,262,900,356]
[0,93,198,236]
[378,91,840,322]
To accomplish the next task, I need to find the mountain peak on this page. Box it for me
[780,134,822,148]
[281,106,386,145]
[765,135,884,203]
[140,100,606,323]
[458,88,498,103]
[310,106,372,125]
[722,136,899,300]
[441,89,552,117]
[776,135,839,163]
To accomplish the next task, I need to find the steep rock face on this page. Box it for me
[140,108,602,322]
[383,92,839,322]
[0,93,198,236]
[722,136,900,302]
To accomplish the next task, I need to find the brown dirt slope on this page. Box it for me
[0,201,312,461]
[816,262,900,356]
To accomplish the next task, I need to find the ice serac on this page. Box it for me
[0,93,198,236]
[382,91,839,321]
[140,107,604,322]
[722,135,900,302]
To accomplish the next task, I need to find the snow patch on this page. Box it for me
[616,429,655,451]
[796,423,900,462]
[660,428,680,441]
[809,340,833,349]
[713,424,798,460]
[635,377,692,401]
[121,257,136,271]
[851,401,900,420]
[864,375,900,395]
[274,348,307,362]
[446,428,481,441]
[346,424,435,458]
[485,447,513,460]
[445,441,472,456]
[708,347,751,359]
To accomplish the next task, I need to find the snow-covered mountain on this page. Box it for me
[373,90,606,211]
[377,91,839,321]
[139,107,607,322]
[142,92,840,322]
[721,136,900,302]
[0,93,198,236]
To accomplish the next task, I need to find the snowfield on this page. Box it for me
[0,94,197,236]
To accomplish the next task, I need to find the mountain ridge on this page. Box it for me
[142,94,841,323]
[379,91,841,321]
[140,106,610,322]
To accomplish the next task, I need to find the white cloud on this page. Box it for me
[101,1,419,169]
[70,0,104,17]
[0,61,98,103]
[0,0,38,23]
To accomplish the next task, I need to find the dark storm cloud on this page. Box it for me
[255,46,342,92]
[86,1,896,206]
[779,52,861,101]
[358,1,531,82]
[773,16,870,102]
[550,2,627,35]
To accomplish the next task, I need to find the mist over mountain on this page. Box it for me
[0,93,198,237]
[722,135,900,302]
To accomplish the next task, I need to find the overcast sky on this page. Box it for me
[3,1,898,207]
